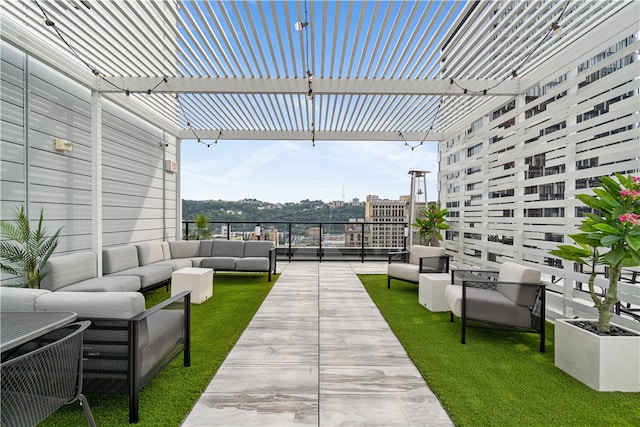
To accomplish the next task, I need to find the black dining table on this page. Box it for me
[0,311,78,354]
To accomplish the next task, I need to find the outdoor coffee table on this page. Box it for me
[171,267,214,304]
[418,273,451,312]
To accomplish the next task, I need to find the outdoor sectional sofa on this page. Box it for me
[40,239,277,293]
[0,286,191,423]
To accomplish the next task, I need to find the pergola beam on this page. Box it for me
[96,77,519,96]
[177,129,444,141]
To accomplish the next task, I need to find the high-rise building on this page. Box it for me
[364,195,411,249]
[344,219,370,248]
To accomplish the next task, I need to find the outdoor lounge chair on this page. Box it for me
[1,321,96,427]
[444,261,547,352]
[387,245,450,288]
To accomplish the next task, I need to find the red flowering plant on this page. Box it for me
[412,202,449,246]
[550,174,640,333]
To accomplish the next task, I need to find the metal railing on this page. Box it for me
[182,220,409,262]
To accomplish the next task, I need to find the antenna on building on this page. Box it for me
[342,184,345,203]
[408,170,430,247]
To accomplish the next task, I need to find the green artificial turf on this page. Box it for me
[360,274,640,427]
[40,273,276,427]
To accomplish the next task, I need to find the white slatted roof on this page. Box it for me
[1,0,629,142]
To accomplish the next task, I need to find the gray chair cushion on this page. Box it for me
[201,257,235,270]
[388,263,419,283]
[41,251,98,291]
[235,257,269,271]
[168,241,201,259]
[136,242,165,266]
[36,291,145,319]
[212,240,244,258]
[103,246,140,274]
[408,245,445,265]
[110,265,173,289]
[57,276,141,292]
[496,262,541,306]
[243,241,274,257]
[0,287,51,312]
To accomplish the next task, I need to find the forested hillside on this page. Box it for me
[182,199,365,223]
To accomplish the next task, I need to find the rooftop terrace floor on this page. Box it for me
[181,261,452,426]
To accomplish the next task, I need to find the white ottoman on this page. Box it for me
[418,273,451,312]
[171,267,214,304]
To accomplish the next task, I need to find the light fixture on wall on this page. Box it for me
[54,138,73,152]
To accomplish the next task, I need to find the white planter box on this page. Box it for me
[171,267,214,304]
[554,319,640,392]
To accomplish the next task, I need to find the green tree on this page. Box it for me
[194,213,212,240]
[0,205,61,288]
[412,202,449,246]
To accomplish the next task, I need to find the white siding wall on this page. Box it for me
[0,41,177,283]
[438,9,640,330]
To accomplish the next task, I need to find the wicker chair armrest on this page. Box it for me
[388,250,410,263]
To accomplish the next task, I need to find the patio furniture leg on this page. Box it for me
[79,394,97,427]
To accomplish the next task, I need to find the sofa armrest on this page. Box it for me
[268,247,277,281]
[419,254,450,273]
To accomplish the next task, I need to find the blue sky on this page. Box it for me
[180,139,439,203]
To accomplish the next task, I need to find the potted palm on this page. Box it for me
[550,173,640,391]
[0,205,61,288]
[412,202,449,246]
[194,213,212,240]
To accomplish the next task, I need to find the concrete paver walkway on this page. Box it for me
[182,262,452,426]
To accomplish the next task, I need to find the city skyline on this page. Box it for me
[180,139,440,204]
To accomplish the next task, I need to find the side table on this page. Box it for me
[418,273,451,312]
[171,267,214,304]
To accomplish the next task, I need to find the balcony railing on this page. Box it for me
[182,220,409,262]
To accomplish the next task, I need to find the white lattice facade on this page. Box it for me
[438,2,640,329]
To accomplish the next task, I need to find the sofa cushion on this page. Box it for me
[496,262,541,306]
[161,242,171,261]
[57,276,141,292]
[201,257,235,270]
[103,246,139,274]
[408,245,445,265]
[153,259,193,271]
[243,241,274,257]
[444,285,532,328]
[198,240,213,257]
[110,265,173,289]
[136,242,165,266]
[212,240,244,258]
[36,291,145,319]
[0,287,51,312]
[168,241,201,259]
[41,251,98,292]
[235,257,269,271]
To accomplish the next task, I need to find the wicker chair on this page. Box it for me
[1,321,96,427]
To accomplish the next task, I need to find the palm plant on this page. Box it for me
[550,173,640,333]
[412,202,449,246]
[194,213,212,240]
[0,205,61,288]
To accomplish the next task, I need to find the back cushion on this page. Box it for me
[41,252,98,291]
[161,242,171,261]
[497,262,541,306]
[244,241,274,257]
[0,287,51,312]
[212,240,244,258]
[103,246,139,274]
[169,241,201,259]
[409,245,445,265]
[199,240,213,257]
[136,242,165,266]
[36,291,145,319]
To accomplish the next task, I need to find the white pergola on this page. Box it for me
[0,0,609,143]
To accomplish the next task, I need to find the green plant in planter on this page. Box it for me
[412,202,449,246]
[194,213,212,240]
[0,205,61,288]
[550,173,640,333]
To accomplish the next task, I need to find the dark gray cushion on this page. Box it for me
[109,265,172,289]
[153,259,193,271]
[36,291,145,319]
[235,257,269,271]
[136,242,165,266]
[243,241,274,257]
[212,240,244,258]
[199,240,213,257]
[496,262,541,306]
[168,241,201,259]
[201,257,235,270]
